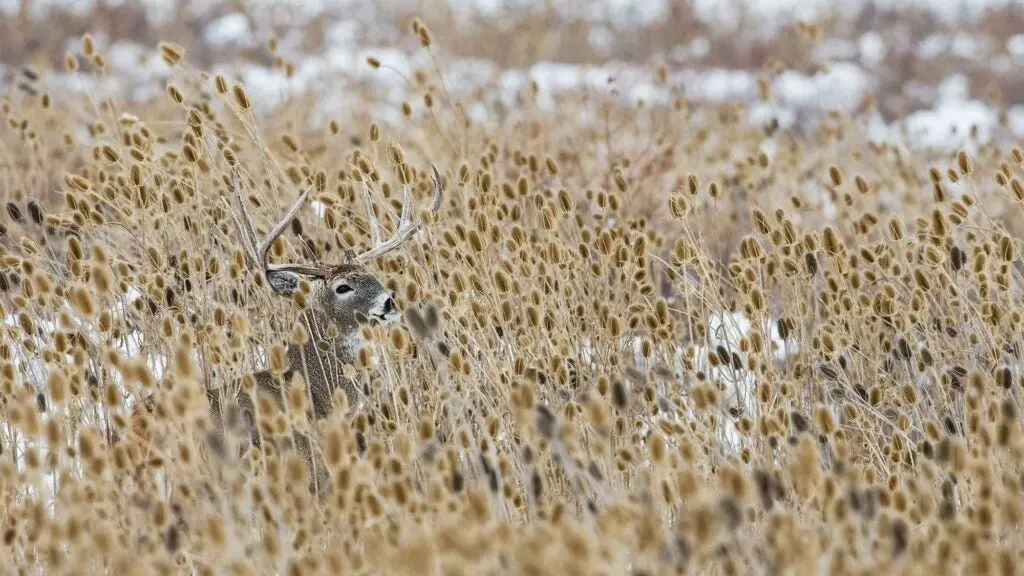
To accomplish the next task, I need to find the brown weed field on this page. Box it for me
[1,1,1024,574]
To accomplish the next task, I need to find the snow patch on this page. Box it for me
[1009,34,1024,59]
[858,32,886,65]
[205,13,253,47]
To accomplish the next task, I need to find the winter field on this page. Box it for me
[1,0,1024,574]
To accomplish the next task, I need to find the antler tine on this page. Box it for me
[351,164,444,265]
[429,164,443,213]
[231,169,262,269]
[259,183,313,268]
[361,180,381,248]
[398,182,413,229]
[230,168,323,279]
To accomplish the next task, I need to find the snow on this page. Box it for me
[5,0,1023,524]
[204,13,254,48]
[919,32,993,61]
[937,73,971,102]
[588,26,616,55]
[675,68,757,102]
[668,62,875,130]
[1,0,1021,29]
[1009,106,1024,137]
[7,0,1022,39]
[859,32,887,65]
[5,0,1019,156]
[873,0,1022,23]
[992,54,1014,74]
[815,39,859,62]
[677,311,794,454]
[880,71,1024,151]
[1009,34,1024,59]
[669,38,713,64]
[690,0,840,36]
[35,25,1016,155]
[950,32,991,61]
[774,62,875,113]
[748,103,797,131]
[905,100,997,151]
[1,282,160,506]
[439,0,504,19]
[918,35,949,60]
[547,0,670,26]
[446,58,500,93]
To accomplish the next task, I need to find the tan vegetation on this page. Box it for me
[1,11,1024,576]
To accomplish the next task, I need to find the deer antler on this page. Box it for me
[351,165,443,265]
[229,168,324,281]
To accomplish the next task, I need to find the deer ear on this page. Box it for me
[266,270,300,296]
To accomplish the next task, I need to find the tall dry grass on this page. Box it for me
[1,18,1023,576]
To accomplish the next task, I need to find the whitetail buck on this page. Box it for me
[206,165,443,495]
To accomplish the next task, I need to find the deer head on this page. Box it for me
[227,165,443,354]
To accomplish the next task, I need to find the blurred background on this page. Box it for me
[2,0,1023,150]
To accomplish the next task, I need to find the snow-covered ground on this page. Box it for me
[2,284,156,505]
[3,0,1021,151]
[34,28,1024,154]
[4,0,1020,30]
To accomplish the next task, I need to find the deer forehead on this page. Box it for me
[322,266,388,291]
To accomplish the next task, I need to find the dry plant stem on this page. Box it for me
[379,62,459,157]
[4,18,1024,576]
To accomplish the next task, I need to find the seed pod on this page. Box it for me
[232,84,251,110]
[5,202,23,223]
[950,246,965,271]
[896,337,911,360]
[535,404,556,439]
[611,380,628,409]
[159,42,185,66]
[956,150,974,176]
[26,200,44,225]
[828,165,843,187]
[776,317,790,339]
[790,411,809,433]
[167,84,184,105]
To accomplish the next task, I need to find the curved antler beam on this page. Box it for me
[351,164,444,265]
[229,168,325,285]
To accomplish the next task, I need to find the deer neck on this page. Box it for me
[296,308,358,341]
[288,308,362,366]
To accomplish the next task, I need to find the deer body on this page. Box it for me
[204,166,442,494]
[206,264,397,439]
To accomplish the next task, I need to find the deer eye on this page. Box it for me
[335,284,353,295]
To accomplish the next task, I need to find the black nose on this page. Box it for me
[383,298,396,314]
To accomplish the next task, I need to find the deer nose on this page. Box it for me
[382,297,396,315]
